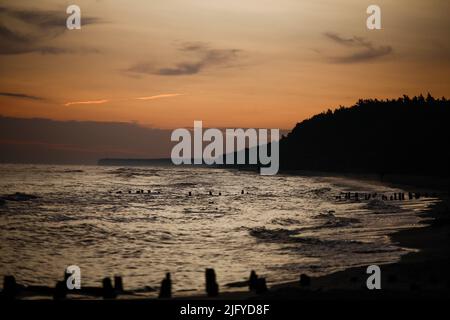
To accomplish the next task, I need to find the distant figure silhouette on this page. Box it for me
[299,273,311,287]
[147,190,151,194]
[219,192,222,196]
[241,190,244,195]
[205,268,219,297]
[2,275,17,300]
[114,275,123,293]
[159,273,172,298]
[209,191,213,196]
[248,270,258,291]
[408,192,413,200]
[102,277,116,299]
[188,191,192,196]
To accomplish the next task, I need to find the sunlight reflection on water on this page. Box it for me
[0,164,437,295]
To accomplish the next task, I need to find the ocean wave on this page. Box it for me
[62,169,84,173]
[249,226,299,242]
[312,211,360,227]
[297,187,333,199]
[248,226,362,248]
[364,199,400,211]
[270,217,302,226]
[313,210,336,219]
[107,167,160,178]
[170,182,198,187]
[0,192,39,202]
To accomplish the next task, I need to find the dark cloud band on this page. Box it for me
[324,32,393,63]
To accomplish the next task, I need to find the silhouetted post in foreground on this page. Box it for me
[102,277,116,299]
[249,270,258,291]
[114,275,123,293]
[254,278,268,294]
[53,281,67,300]
[2,275,17,300]
[159,273,172,298]
[205,268,219,297]
[299,274,311,287]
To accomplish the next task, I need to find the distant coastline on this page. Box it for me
[98,158,173,166]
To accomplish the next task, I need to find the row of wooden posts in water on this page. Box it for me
[116,189,440,200]
[335,191,438,201]
[115,190,250,196]
[1,269,313,300]
[115,188,442,201]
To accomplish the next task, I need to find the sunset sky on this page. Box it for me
[0,0,449,162]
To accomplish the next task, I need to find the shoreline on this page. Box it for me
[177,195,450,300]
[178,172,450,300]
[2,172,449,300]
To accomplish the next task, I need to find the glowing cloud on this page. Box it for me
[64,99,109,106]
[63,94,182,106]
[136,93,183,100]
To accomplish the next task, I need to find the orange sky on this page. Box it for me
[1,0,449,130]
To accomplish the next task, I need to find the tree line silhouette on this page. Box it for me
[278,94,449,176]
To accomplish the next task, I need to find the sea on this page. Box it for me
[0,164,437,296]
